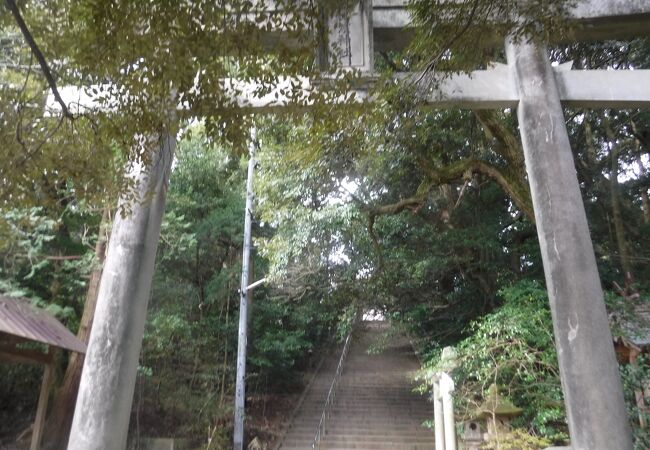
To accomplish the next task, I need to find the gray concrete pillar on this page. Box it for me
[433,377,445,450]
[67,132,176,450]
[506,37,632,450]
[439,373,456,450]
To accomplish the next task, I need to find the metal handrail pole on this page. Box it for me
[310,325,355,450]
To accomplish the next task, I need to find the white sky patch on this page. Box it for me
[618,153,649,183]
[328,177,359,205]
[355,265,372,280]
[340,177,358,196]
[363,309,385,321]
[329,244,350,265]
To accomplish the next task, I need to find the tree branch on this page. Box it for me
[414,0,481,84]
[366,215,386,273]
[474,110,524,169]
[418,156,535,223]
[367,195,427,217]
[5,0,73,119]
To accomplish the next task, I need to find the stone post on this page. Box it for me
[67,132,176,450]
[506,37,632,450]
[433,377,445,450]
[439,373,456,450]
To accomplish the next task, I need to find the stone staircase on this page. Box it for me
[279,321,434,450]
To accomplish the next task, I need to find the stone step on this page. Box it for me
[278,322,433,450]
[284,444,433,450]
[284,427,431,435]
[291,414,431,421]
[293,407,430,414]
[282,432,433,442]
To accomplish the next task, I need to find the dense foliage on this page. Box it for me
[419,280,650,448]
[1,0,357,209]
[131,129,347,447]
[251,33,650,448]
[1,1,650,449]
[423,282,565,442]
[408,0,572,74]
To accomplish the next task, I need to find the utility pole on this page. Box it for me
[234,128,257,450]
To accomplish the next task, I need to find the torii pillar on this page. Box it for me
[67,132,176,450]
[506,37,633,450]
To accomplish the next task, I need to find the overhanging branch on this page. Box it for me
[418,156,535,222]
[5,0,73,119]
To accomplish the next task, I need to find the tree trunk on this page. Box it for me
[635,148,650,225]
[606,122,634,279]
[641,189,650,225]
[584,118,598,173]
[43,209,110,450]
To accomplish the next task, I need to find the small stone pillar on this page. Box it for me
[432,347,459,450]
[433,380,445,450]
[440,373,457,450]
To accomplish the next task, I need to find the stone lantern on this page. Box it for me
[476,384,523,440]
[460,419,483,450]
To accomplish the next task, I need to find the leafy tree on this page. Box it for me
[2,1,650,447]
[407,0,571,74]
[421,281,566,442]
[131,127,344,446]
[421,280,650,448]
[254,92,542,347]
[1,0,360,207]
[0,202,106,446]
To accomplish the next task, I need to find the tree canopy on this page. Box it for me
[1,1,650,448]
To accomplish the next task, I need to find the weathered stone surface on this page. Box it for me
[67,134,176,450]
[506,37,633,450]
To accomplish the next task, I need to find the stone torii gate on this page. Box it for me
[68,2,650,450]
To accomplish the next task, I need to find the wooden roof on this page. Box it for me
[0,295,86,354]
